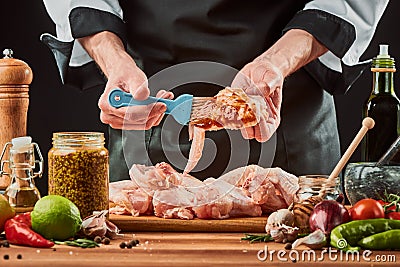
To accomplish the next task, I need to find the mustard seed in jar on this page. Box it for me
[48,132,109,218]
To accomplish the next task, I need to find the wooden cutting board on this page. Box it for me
[110,215,267,233]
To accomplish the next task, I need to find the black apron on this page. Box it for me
[108,0,340,181]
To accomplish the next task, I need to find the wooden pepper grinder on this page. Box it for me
[0,49,32,191]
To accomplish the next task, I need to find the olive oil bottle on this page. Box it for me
[362,44,400,162]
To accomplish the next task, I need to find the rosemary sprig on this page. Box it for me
[54,238,100,248]
[241,234,274,243]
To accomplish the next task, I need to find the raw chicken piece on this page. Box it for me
[264,167,300,205]
[219,165,299,212]
[128,164,170,194]
[192,197,233,219]
[152,180,234,220]
[128,163,203,219]
[152,186,196,219]
[193,178,262,218]
[184,126,205,174]
[109,180,152,216]
[190,181,233,219]
[184,87,267,174]
[244,176,288,214]
[150,167,208,219]
[109,180,138,192]
[219,164,261,186]
[109,180,137,215]
[190,87,266,131]
[130,162,202,190]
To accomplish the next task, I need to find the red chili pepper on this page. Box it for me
[4,212,54,248]
[387,212,400,220]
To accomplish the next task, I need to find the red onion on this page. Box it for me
[309,200,351,236]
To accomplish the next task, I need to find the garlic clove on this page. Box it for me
[292,229,327,250]
[105,220,122,239]
[80,210,108,238]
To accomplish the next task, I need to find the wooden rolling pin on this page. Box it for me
[0,49,32,190]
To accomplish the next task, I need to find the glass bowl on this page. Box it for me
[344,162,400,205]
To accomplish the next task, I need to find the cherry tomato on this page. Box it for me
[386,212,400,220]
[349,198,385,220]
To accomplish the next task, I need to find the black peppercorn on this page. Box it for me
[103,238,110,245]
[126,243,133,249]
[284,243,292,250]
[17,254,22,260]
[119,242,126,249]
[3,255,9,260]
[128,240,136,247]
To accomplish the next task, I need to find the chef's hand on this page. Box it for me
[98,55,174,130]
[79,31,173,130]
[232,59,283,142]
[232,29,328,142]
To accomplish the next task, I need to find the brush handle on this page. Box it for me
[108,89,174,113]
[108,88,194,125]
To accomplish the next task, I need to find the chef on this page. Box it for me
[41,0,388,181]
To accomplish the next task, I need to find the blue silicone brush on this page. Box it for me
[108,88,210,125]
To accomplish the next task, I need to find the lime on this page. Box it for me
[0,194,15,232]
[31,195,82,240]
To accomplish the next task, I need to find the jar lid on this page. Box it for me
[0,49,33,85]
[52,132,105,147]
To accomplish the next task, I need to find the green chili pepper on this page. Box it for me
[330,219,400,251]
[358,229,400,250]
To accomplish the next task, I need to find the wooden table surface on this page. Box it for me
[1,232,399,267]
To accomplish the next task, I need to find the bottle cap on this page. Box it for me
[377,44,390,59]
[372,44,395,70]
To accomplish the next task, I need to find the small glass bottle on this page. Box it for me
[0,136,43,213]
[48,132,109,218]
[362,44,400,162]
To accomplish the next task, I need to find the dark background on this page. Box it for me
[1,1,399,195]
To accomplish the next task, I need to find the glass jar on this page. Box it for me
[297,175,342,201]
[48,132,109,218]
